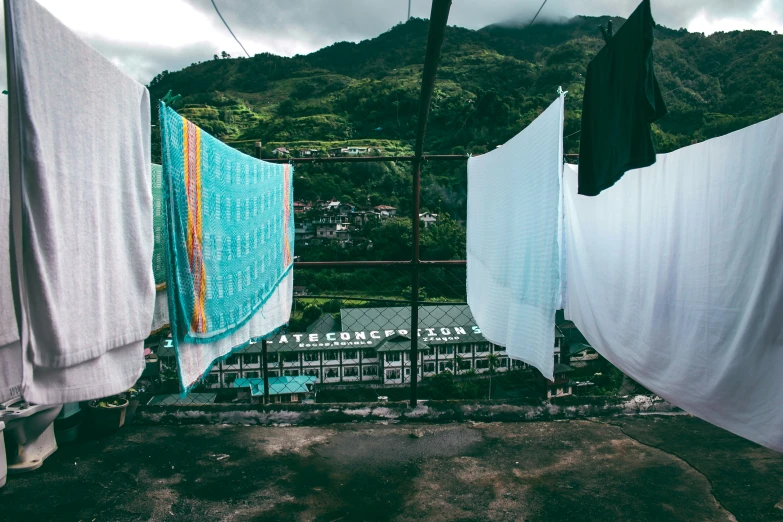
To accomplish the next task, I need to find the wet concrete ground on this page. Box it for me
[1,416,782,521]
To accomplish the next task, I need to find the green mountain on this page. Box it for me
[148,15,783,238]
[150,16,782,152]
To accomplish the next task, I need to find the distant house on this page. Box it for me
[547,363,574,399]
[233,376,317,404]
[298,148,321,157]
[338,203,355,216]
[419,212,438,228]
[374,205,397,218]
[293,286,309,296]
[344,146,368,155]
[351,210,379,227]
[321,199,341,211]
[272,146,290,157]
[294,221,314,242]
[316,221,350,241]
[327,146,371,156]
[567,343,600,368]
[293,201,312,214]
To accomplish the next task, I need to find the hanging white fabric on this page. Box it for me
[467,94,565,380]
[563,114,783,451]
[6,0,153,404]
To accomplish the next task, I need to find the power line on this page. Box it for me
[210,0,251,58]
[527,0,549,29]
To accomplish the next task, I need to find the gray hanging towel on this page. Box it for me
[5,0,153,403]
[0,94,23,403]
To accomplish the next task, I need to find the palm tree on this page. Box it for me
[486,354,500,399]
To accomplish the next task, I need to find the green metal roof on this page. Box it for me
[147,393,216,406]
[341,304,477,331]
[234,376,316,396]
[568,343,593,356]
[375,334,430,352]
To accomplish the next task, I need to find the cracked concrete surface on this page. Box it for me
[0,416,781,521]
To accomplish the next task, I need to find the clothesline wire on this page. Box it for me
[210,0,251,58]
[527,0,549,28]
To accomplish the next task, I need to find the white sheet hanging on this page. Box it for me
[6,0,152,403]
[467,95,564,380]
[563,114,783,451]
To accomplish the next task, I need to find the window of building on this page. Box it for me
[267,370,280,377]
[284,369,299,376]
[304,351,319,362]
[511,359,525,368]
[243,354,259,365]
[304,368,320,379]
[475,359,489,369]
[203,374,219,384]
[326,368,338,378]
[386,352,401,363]
[362,349,376,359]
[224,372,238,385]
[499,357,508,367]
[459,359,472,370]
[554,354,560,364]
[224,355,239,366]
[244,371,259,378]
[493,344,506,353]
[343,366,358,377]
[324,350,339,361]
[475,343,489,352]
[343,350,358,360]
[423,362,435,373]
[362,366,378,377]
[438,362,453,373]
[405,368,411,376]
[282,352,299,363]
[457,344,472,354]
[386,369,401,380]
[438,345,453,355]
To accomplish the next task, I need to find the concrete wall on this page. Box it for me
[136,395,680,427]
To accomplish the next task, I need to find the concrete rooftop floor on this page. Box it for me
[1,415,782,521]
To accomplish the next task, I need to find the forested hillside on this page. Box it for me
[148,15,783,246]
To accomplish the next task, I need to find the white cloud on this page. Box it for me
[687,0,783,34]
[7,0,782,85]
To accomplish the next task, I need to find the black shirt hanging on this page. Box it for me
[577,0,667,196]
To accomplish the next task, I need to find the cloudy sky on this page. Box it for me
[13,0,783,85]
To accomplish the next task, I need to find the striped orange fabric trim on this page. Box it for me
[282,164,292,267]
[184,118,207,333]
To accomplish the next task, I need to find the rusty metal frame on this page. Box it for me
[262,0,457,407]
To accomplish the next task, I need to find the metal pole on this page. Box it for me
[255,141,263,159]
[261,339,270,404]
[409,0,452,408]
[262,154,467,164]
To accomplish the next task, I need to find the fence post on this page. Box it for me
[261,339,270,404]
[408,0,452,408]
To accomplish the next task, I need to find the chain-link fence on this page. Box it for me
[140,259,616,407]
